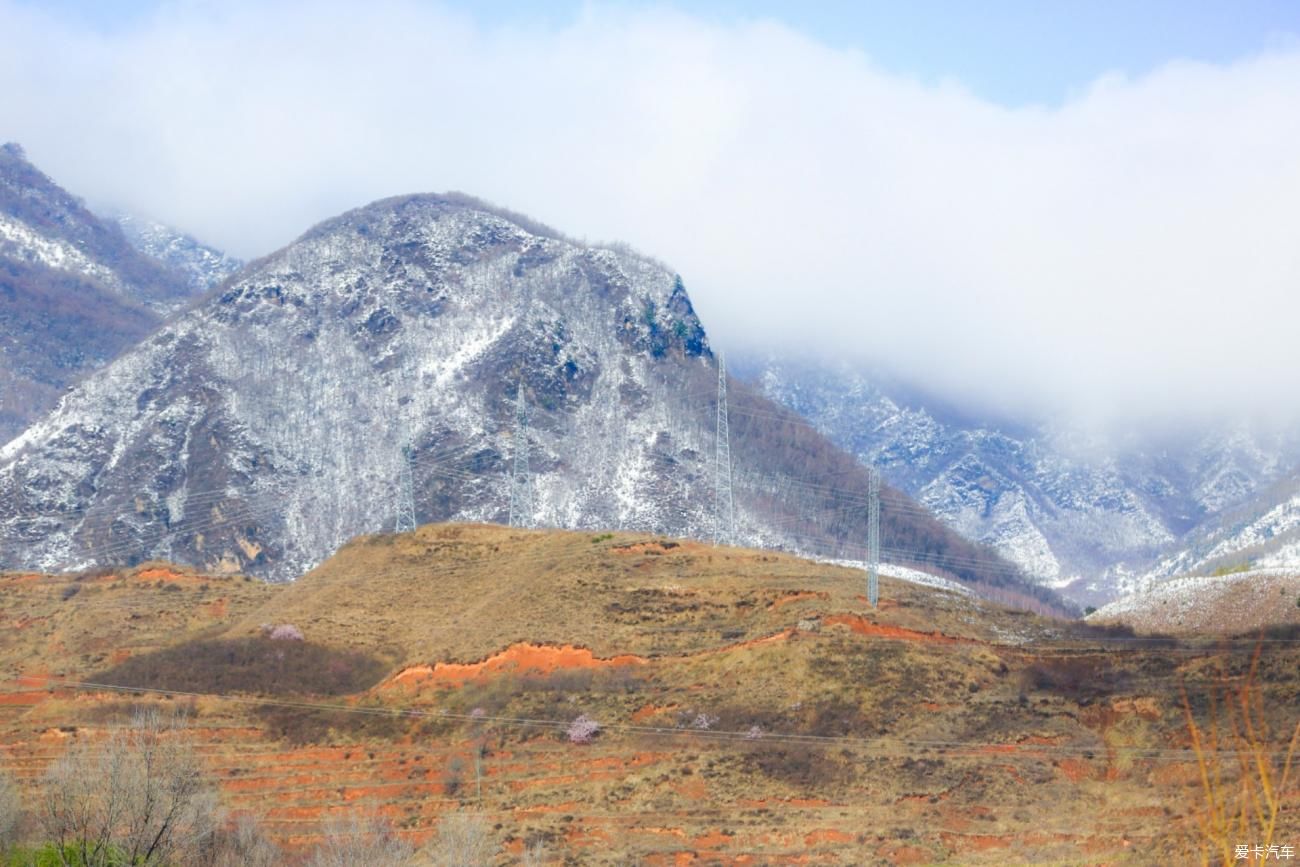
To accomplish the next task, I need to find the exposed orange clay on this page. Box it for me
[631,703,678,723]
[0,691,47,706]
[804,829,854,845]
[942,833,1013,851]
[204,597,229,618]
[1018,734,1065,746]
[889,845,933,865]
[611,541,682,555]
[694,830,733,847]
[134,568,187,582]
[389,643,648,687]
[1056,759,1091,781]
[823,614,965,644]
[639,827,688,840]
[675,779,708,800]
[698,629,793,655]
[769,591,826,611]
[737,796,831,809]
[512,801,582,815]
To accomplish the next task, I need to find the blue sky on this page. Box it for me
[21,0,1300,105]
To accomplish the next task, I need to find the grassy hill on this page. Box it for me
[0,524,1296,864]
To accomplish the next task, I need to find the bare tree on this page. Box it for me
[197,813,282,867]
[307,813,416,867]
[421,811,495,866]
[0,767,19,855]
[520,838,548,866]
[40,708,218,867]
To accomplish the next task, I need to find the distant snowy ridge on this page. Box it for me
[113,213,243,293]
[1091,567,1300,634]
[1124,483,1300,594]
[742,355,1300,606]
[816,557,973,596]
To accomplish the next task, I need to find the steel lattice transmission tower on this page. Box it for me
[867,466,881,607]
[508,383,534,528]
[714,352,734,545]
[395,439,417,534]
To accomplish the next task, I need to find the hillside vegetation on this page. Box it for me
[0,524,1295,864]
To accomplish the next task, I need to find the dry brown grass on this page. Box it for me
[4,525,1299,864]
[0,563,276,681]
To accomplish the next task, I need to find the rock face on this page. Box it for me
[0,192,1044,606]
[741,355,1300,604]
[0,143,198,444]
[113,213,242,294]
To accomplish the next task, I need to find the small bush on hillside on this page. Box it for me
[199,815,281,867]
[423,811,495,866]
[0,768,18,855]
[566,714,599,744]
[742,743,847,788]
[266,623,304,641]
[253,703,408,746]
[1019,656,1131,701]
[306,814,414,867]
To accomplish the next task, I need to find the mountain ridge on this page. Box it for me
[0,143,201,445]
[0,191,1060,611]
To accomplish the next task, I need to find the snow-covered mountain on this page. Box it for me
[0,143,198,445]
[740,355,1300,605]
[1129,469,1300,591]
[112,213,242,293]
[0,193,1057,609]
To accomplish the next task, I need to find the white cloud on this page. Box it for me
[3,0,1299,428]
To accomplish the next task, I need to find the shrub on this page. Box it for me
[566,714,600,744]
[743,743,846,788]
[267,624,304,641]
[39,709,219,867]
[0,768,18,855]
[93,637,387,697]
[198,814,281,867]
[423,811,495,866]
[306,814,414,867]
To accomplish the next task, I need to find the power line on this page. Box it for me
[7,675,1295,761]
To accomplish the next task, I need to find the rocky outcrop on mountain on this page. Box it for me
[0,143,199,444]
[0,192,1059,610]
[113,213,242,293]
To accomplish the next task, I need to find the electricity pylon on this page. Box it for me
[508,382,533,528]
[714,352,734,545]
[395,439,417,533]
[867,465,880,607]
